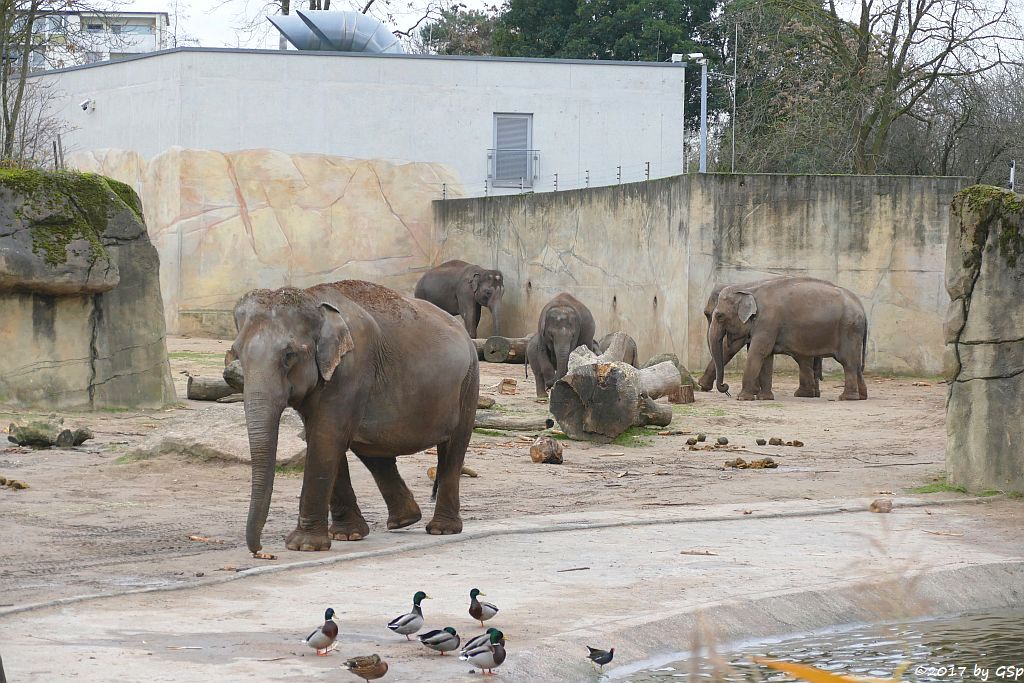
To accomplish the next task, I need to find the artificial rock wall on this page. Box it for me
[0,170,175,409]
[69,148,462,336]
[438,174,961,374]
[945,186,1024,494]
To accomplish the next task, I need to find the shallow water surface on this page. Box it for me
[627,610,1024,682]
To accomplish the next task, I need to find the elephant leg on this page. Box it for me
[738,337,772,401]
[756,355,775,400]
[858,370,868,400]
[838,336,867,401]
[459,299,481,338]
[357,455,422,530]
[700,336,747,391]
[286,426,342,552]
[329,453,370,541]
[427,373,474,536]
[814,356,823,382]
[794,356,819,398]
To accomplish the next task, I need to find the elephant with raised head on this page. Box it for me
[228,280,479,553]
[709,278,867,401]
[414,260,504,338]
[697,280,823,398]
[526,292,599,397]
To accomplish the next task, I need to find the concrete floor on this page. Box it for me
[2,496,1022,682]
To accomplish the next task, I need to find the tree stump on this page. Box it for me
[187,375,238,401]
[482,336,530,363]
[598,332,639,367]
[549,337,682,442]
[471,338,487,360]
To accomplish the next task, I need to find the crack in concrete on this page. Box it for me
[223,155,258,257]
[367,163,428,261]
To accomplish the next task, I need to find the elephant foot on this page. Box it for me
[838,391,864,401]
[697,381,713,392]
[387,502,422,530]
[329,516,370,541]
[794,387,818,398]
[425,514,463,535]
[286,527,332,551]
[756,391,775,401]
[736,391,758,401]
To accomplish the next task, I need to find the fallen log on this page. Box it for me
[483,335,530,363]
[471,338,487,360]
[7,419,93,448]
[549,336,681,442]
[474,410,553,431]
[187,375,238,401]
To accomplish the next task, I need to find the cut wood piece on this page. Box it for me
[471,338,487,360]
[642,353,696,387]
[598,332,639,367]
[483,335,531,363]
[529,435,564,464]
[551,345,682,442]
[187,375,238,401]
[671,385,696,404]
[223,360,245,392]
[474,410,553,431]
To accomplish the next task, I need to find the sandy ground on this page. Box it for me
[4,336,1020,682]
[0,336,955,608]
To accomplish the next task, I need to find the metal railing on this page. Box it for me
[487,148,540,189]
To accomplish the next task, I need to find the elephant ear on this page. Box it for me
[316,302,355,382]
[469,271,481,292]
[737,291,758,323]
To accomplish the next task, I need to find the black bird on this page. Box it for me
[587,645,615,669]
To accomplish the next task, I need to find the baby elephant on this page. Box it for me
[527,292,599,397]
[414,260,504,338]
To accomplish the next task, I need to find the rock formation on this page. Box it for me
[0,170,175,409]
[945,186,1023,494]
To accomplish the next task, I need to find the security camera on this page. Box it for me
[670,53,684,63]
[79,99,92,111]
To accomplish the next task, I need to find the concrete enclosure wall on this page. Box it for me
[37,48,686,195]
[436,174,963,375]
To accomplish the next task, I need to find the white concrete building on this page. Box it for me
[30,11,170,71]
[34,47,688,195]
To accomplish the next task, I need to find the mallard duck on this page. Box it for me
[387,590,430,640]
[343,654,388,682]
[587,646,615,670]
[418,626,461,655]
[459,628,507,675]
[468,588,499,627]
[302,607,339,656]
[461,627,502,654]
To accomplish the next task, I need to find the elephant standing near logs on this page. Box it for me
[228,280,478,553]
[707,277,868,401]
[526,292,599,397]
[698,280,823,398]
[414,260,504,338]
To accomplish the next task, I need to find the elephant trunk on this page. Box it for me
[488,294,502,337]
[244,384,285,554]
[554,339,572,382]
[709,318,730,394]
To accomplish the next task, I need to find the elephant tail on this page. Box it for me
[862,320,868,367]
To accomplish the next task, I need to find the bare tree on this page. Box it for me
[783,0,1024,173]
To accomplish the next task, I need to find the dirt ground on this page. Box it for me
[0,336,953,610]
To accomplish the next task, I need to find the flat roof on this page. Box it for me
[33,45,690,77]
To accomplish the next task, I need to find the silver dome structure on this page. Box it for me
[269,10,404,54]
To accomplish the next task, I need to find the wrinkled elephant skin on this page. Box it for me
[414,259,504,338]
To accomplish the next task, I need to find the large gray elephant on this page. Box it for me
[709,278,867,401]
[414,260,504,338]
[228,280,479,553]
[526,292,599,397]
[697,280,823,398]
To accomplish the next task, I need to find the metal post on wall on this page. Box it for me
[617,166,621,184]
[554,173,558,192]
[442,183,447,201]
[645,161,650,180]
[519,177,524,193]
[699,57,708,173]
[1010,160,1017,192]
[484,179,488,197]
[585,170,590,188]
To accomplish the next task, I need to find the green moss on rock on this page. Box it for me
[954,185,1024,269]
[0,169,141,267]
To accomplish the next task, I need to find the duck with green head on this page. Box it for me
[387,591,430,640]
[468,588,499,627]
[418,626,460,655]
[459,628,507,675]
[302,607,339,656]
[461,627,502,654]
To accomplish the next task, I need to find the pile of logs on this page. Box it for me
[549,332,683,442]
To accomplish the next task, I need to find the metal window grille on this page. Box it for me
[489,113,537,188]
